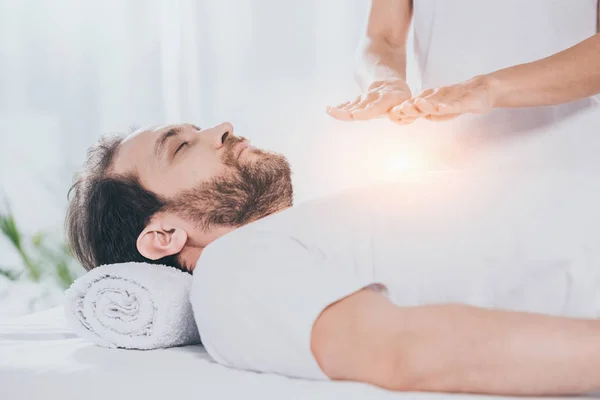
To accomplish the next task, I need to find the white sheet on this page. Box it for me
[0,306,594,400]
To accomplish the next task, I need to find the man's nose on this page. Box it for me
[207,122,234,147]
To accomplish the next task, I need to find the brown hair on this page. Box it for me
[65,135,186,272]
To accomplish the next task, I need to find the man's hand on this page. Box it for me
[326,79,412,122]
[390,76,495,123]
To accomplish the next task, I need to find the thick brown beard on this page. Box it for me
[164,144,293,231]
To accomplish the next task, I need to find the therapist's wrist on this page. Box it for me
[453,75,498,114]
[475,73,507,109]
[366,78,410,93]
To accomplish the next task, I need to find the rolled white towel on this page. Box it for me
[64,262,201,349]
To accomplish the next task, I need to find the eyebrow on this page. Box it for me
[154,127,182,159]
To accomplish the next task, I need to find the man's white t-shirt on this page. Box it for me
[190,173,600,380]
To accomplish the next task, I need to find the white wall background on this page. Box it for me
[0,0,427,316]
[2,1,598,318]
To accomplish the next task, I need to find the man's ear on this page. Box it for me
[136,216,188,261]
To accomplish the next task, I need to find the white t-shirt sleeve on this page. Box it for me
[190,229,384,381]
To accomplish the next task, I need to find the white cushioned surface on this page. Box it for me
[0,306,594,400]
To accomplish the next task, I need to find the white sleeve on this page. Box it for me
[190,229,384,381]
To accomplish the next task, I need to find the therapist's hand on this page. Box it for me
[390,76,495,122]
[326,79,412,122]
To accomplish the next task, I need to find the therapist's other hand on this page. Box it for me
[326,79,411,121]
[390,77,495,122]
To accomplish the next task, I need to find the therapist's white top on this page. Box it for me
[410,0,600,173]
[191,174,600,381]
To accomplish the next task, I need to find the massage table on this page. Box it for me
[0,306,597,400]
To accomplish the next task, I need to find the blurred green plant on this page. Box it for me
[0,203,79,289]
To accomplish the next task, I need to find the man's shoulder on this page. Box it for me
[195,179,427,270]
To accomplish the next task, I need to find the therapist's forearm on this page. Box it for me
[355,38,408,92]
[485,33,600,109]
[396,304,600,395]
[353,0,413,93]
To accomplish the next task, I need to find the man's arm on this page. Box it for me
[312,288,600,396]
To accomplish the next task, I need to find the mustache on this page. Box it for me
[224,136,246,148]
[222,136,250,165]
[221,136,255,167]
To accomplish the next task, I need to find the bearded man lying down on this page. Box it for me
[66,122,600,396]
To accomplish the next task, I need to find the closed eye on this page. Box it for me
[174,141,188,156]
